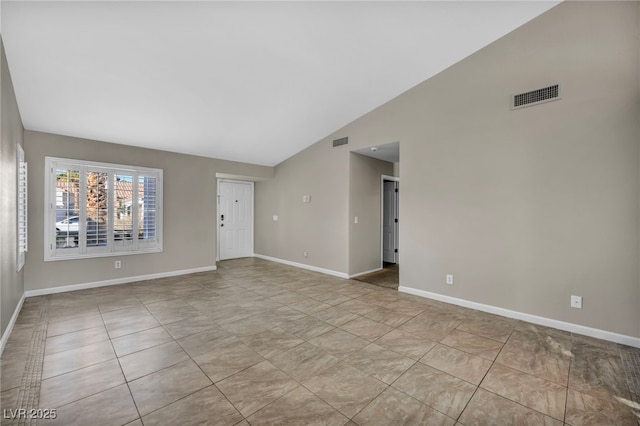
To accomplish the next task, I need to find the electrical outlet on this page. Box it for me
[273,215,279,221]
[115,260,121,269]
[446,274,454,285]
[570,295,582,309]
[354,216,358,224]
[303,251,308,258]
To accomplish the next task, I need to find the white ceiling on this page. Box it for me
[1,1,558,167]
[353,141,400,164]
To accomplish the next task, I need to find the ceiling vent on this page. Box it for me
[333,137,348,147]
[512,83,561,110]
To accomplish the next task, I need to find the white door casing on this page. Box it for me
[217,180,254,260]
[382,179,399,264]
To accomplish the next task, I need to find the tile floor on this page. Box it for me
[1,258,639,426]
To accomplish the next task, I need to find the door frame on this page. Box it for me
[216,178,254,261]
[380,175,399,268]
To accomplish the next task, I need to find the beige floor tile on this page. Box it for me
[129,359,212,416]
[45,384,138,426]
[343,343,416,384]
[42,340,116,379]
[456,315,515,343]
[420,344,492,385]
[0,357,27,391]
[46,314,105,337]
[302,361,387,418]
[308,328,369,359]
[353,387,455,426]
[217,360,299,417]
[98,298,144,314]
[135,290,179,305]
[269,342,341,382]
[141,385,243,426]
[44,325,110,355]
[514,321,573,341]
[253,306,308,327]
[48,305,102,323]
[340,317,393,341]
[278,315,335,340]
[496,329,571,385]
[335,299,379,317]
[0,387,19,412]
[119,341,189,381]
[305,290,352,306]
[287,297,333,315]
[39,359,125,408]
[565,388,638,426]
[362,305,414,328]
[311,306,360,327]
[374,329,437,360]
[239,327,304,358]
[392,363,476,419]
[480,363,566,420]
[222,314,278,336]
[440,329,504,361]
[193,337,264,382]
[398,313,463,341]
[247,386,348,426]
[5,262,637,426]
[111,326,173,357]
[384,299,428,317]
[104,313,160,339]
[568,341,631,400]
[101,305,150,323]
[176,327,234,359]
[459,388,563,426]
[145,299,201,325]
[162,314,217,339]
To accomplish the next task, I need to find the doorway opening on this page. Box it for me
[217,179,254,261]
[382,176,399,266]
[355,174,399,289]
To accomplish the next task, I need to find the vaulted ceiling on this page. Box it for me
[1,1,558,166]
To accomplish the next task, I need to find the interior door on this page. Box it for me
[218,180,253,260]
[382,180,398,263]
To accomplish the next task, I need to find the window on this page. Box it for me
[45,157,162,261]
[17,144,27,271]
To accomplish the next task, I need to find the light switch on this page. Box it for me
[273,215,279,221]
[302,195,311,203]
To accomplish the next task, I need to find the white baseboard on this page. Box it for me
[253,254,349,279]
[24,265,218,297]
[0,293,25,356]
[399,286,640,349]
[349,267,383,279]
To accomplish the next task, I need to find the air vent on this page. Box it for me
[333,137,348,147]
[512,83,561,109]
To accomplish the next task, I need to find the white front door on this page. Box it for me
[382,180,398,263]
[218,180,254,260]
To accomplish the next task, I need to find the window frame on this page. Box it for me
[44,156,163,261]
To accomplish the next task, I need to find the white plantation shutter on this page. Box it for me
[45,157,163,261]
[17,144,27,271]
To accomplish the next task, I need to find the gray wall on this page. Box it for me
[348,153,393,276]
[255,140,350,272]
[1,38,25,336]
[254,1,640,338]
[24,131,273,292]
